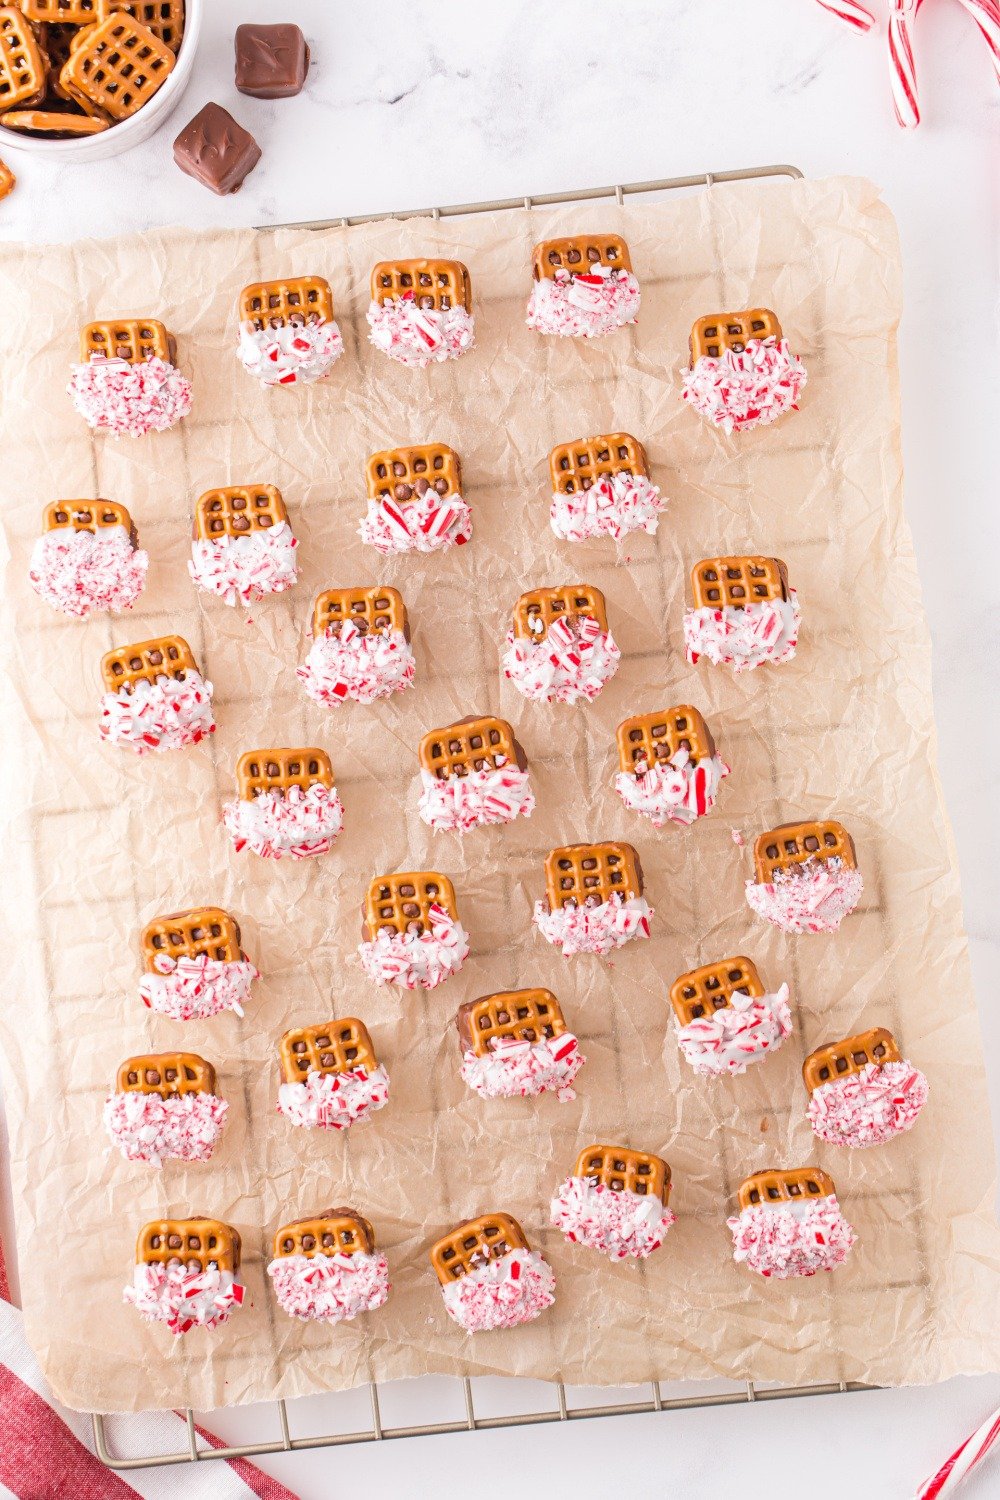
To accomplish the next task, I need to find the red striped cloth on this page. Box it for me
[0,1233,299,1500]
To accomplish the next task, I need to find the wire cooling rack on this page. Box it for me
[85,161,878,1471]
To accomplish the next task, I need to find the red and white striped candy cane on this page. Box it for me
[815,0,876,30]
[889,0,921,127]
[956,0,1000,84]
[915,1404,1000,1497]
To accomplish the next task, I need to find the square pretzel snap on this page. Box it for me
[690,308,781,362]
[753,820,857,884]
[117,1052,216,1097]
[690,556,788,610]
[616,705,715,774]
[512,584,608,641]
[370,259,471,312]
[531,234,632,281]
[457,988,566,1057]
[279,1017,378,1084]
[194,484,287,540]
[272,1209,375,1261]
[548,432,648,496]
[60,13,174,121]
[544,841,643,910]
[669,956,764,1027]
[362,871,457,939]
[235,747,333,800]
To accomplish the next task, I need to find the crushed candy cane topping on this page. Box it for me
[675,984,792,1077]
[236,319,344,387]
[440,1248,555,1332]
[418,763,534,834]
[684,592,800,673]
[808,1059,928,1148]
[98,669,215,756]
[461,1031,584,1102]
[189,523,299,607]
[534,893,652,957]
[550,472,665,542]
[124,1261,245,1335]
[68,355,192,438]
[551,1175,675,1260]
[367,295,475,367]
[615,746,730,828]
[224,782,344,861]
[526,265,641,338]
[359,488,472,555]
[746,859,864,935]
[103,1090,228,1167]
[29,526,148,619]
[267,1250,389,1324]
[359,907,470,990]
[277,1064,390,1131]
[681,337,808,434]
[503,616,620,705]
[298,624,415,706]
[728,1195,856,1279]
[139,954,258,1021]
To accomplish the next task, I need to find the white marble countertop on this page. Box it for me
[2,2,999,1496]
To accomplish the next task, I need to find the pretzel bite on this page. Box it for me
[69,318,191,437]
[681,308,807,433]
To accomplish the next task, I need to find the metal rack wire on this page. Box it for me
[80,161,884,1471]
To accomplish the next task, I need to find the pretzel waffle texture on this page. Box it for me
[100,634,196,693]
[616,705,715,773]
[370,259,472,312]
[116,1052,215,1097]
[737,1168,837,1211]
[235,747,333,800]
[362,871,457,938]
[531,235,632,280]
[239,276,334,328]
[544,841,643,910]
[548,432,648,494]
[59,14,174,122]
[20,0,99,21]
[278,1018,377,1084]
[312,585,407,639]
[0,8,46,109]
[802,1027,901,1093]
[574,1145,669,1202]
[4,179,999,1405]
[457,988,566,1057]
[512,584,608,641]
[194,485,287,540]
[365,444,462,503]
[690,308,782,361]
[80,319,174,365]
[430,1214,529,1285]
[273,1210,375,1260]
[141,907,242,969]
[136,1218,240,1272]
[690,556,789,610]
[669,957,765,1027]
[99,0,185,53]
[418,715,525,780]
[43,499,134,536]
[753,820,857,883]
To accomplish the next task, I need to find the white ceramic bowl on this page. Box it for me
[0,0,202,163]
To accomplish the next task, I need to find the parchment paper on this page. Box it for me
[2,175,999,1415]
